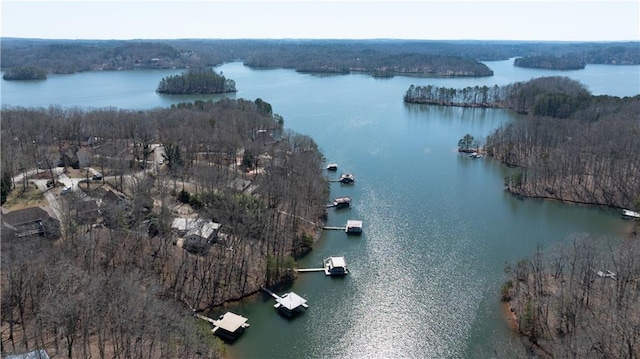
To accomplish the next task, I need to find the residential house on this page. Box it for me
[172,217,221,242]
[1,207,61,240]
[101,189,131,227]
[172,217,221,254]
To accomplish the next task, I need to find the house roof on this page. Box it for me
[74,199,101,222]
[227,178,252,192]
[1,206,61,240]
[102,189,128,203]
[2,207,53,226]
[172,217,221,238]
[186,222,219,239]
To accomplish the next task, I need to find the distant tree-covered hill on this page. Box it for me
[1,38,638,77]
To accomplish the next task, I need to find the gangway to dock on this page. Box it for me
[195,313,217,325]
[295,268,325,273]
[323,226,346,230]
[261,287,280,299]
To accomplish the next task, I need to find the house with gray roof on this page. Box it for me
[1,207,61,240]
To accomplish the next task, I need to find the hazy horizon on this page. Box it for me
[2,1,639,42]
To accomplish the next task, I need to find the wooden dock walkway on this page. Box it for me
[195,313,217,325]
[323,226,346,230]
[261,287,280,299]
[295,268,325,273]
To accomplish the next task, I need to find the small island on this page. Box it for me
[514,55,586,70]
[157,67,237,94]
[2,65,48,80]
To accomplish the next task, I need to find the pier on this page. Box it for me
[195,313,217,325]
[323,226,346,230]
[323,220,363,234]
[295,268,325,273]
[261,287,280,299]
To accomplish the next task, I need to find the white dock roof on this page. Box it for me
[328,256,347,268]
[276,292,308,310]
[346,220,363,227]
[213,312,249,333]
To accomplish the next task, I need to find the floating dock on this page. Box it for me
[346,220,363,235]
[326,196,352,209]
[332,196,351,209]
[324,256,349,276]
[195,312,250,340]
[296,256,349,276]
[339,173,355,184]
[328,173,355,184]
[211,312,250,340]
[323,220,363,234]
[261,287,309,317]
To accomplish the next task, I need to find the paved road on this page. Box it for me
[32,179,63,221]
[12,167,96,222]
[10,148,168,222]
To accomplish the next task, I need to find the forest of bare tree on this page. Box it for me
[503,236,640,358]
[1,99,328,357]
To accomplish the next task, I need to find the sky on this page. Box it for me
[1,0,639,42]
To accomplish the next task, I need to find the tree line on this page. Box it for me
[404,76,592,117]
[156,68,237,94]
[404,83,505,107]
[5,39,637,79]
[1,98,328,357]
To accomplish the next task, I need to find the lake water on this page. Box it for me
[2,59,638,358]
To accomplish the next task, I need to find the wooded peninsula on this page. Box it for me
[406,76,640,210]
[1,99,326,358]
